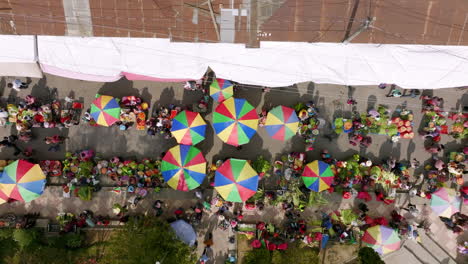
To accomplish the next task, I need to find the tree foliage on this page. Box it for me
[243,247,272,264]
[358,247,385,264]
[244,242,320,264]
[100,216,196,264]
[12,229,38,249]
[0,216,196,264]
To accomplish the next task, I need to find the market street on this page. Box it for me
[0,74,466,263]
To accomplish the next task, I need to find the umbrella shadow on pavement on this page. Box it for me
[196,119,214,168]
[264,84,301,108]
[234,83,263,108]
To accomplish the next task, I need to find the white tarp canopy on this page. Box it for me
[37,36,468,89]
[0,35,42,78]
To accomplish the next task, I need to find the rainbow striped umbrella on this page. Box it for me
[362,225,401,255]
[161,145,206,191]
[171,110,207,145]
[430,187,461,217]
[214,159,259,202]
[90,95,121,127]
[210,78,234,102]
[264,105,299,140]
[0,160,46,203]
[213,98,259,146]
[302,160,334,192]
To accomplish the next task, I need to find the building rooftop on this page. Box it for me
[0,0,467,46]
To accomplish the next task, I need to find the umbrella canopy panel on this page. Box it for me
[362,225,401,255]
[171,110,207,145]
[90,95,121,127]
[161,145,207,191]
[264,105,299,141]
[213,97,259,146]
[0,160,46,203]
[214,158,259,202]
[430,187,461,218]
[302,160,334,192]
[210,78,234,102]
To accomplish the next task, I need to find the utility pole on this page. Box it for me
[343,17,375,44]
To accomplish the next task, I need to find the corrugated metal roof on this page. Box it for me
[1,0,468,46]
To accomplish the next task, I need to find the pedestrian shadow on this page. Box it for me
[97,78,137,98]
[378,140,402,160]
[30,76,49,99]
[367,94,377,111]
[406,140,416,162]
[455,93,468,111]
[140,87,153,107]
[0,77,5,97]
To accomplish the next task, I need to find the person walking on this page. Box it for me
[7,79,29,91]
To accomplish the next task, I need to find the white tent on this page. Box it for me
[0,35,42,78]
[36,35,468,89]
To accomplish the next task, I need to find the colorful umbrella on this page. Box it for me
[430,187,461,217]
[362,225,401,255]
[161,145,206,191]
[90,95,121,127]
[210,78,234,102]
[213,97,259,146]
[214,159,259,202]
[171,110,207,145]
[302,160,334,192]
[0,160,46,203]
[264,105,299,140]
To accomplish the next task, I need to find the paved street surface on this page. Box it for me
[0,74,467,263]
